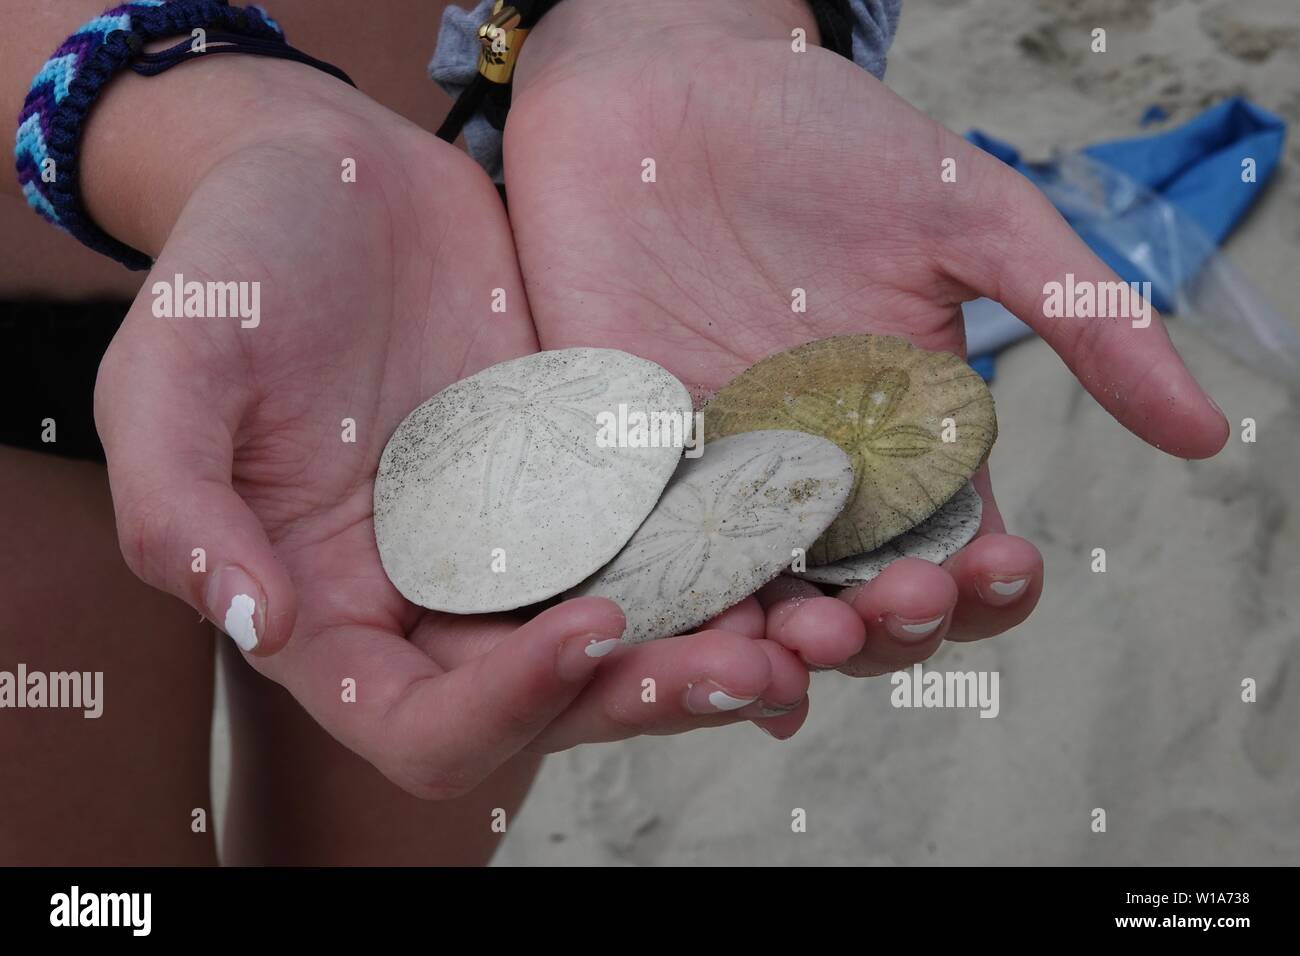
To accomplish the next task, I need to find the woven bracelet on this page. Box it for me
[15,0,354,271]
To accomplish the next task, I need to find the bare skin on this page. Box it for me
[1,0,536,862]
[1,1,805,866]
[0,1,520,866]
[506,0,1227,678]
[217,639,544,866]
[0,448,216,865]
[1,0,1228,866]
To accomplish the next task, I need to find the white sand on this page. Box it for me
[491,0,1300,865]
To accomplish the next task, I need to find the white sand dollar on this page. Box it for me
[374,348,692,613]
[794,482,983,587]
[568,431,854,643]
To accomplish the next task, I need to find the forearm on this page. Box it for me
[77,55,379,258]
[5,1,447,257]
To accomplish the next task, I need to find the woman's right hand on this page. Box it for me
[90,57,807,798]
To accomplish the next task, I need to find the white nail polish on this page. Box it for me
[989,578,1028,596]
[224,594,259,651]
[899,616,945,636]
[584,638,621,658]
[708,690,756,711]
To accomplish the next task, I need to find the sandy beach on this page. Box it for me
[477,0,1300,865]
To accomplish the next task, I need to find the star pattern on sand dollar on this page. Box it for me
[774,366,935,516]
[422,373,613,517]
[598,450,807,600]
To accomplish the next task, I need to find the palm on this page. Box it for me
[208,144,520,638]
[99,128,538,774]
[506,42,993,390]
[505,40,1016,618]
[505,33,1225,667]
[97,112,822,793]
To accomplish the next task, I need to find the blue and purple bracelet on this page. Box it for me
[15,0,351,270]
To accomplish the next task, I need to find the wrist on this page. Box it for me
[513,0,818,95]
[80,51,372,257]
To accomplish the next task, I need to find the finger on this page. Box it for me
[753,696,810,741]
[942,533,1042,642]
[748,638,813,741]
[417,593,772,672]
[700,595,766,639]
[952,155,1228,459]
[529,629,803,751]
[836,558,957,677]
[940,465,1041,641]
[423,604,809,747]
[291,597,626,799]
[969,465,1005,534]
[747,638,810,719]
[94,319,297,657]
[408,610,528,670]
[756,577,866,670]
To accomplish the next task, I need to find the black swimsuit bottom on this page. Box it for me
[1,299,129,463]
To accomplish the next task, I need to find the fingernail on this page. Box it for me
[883,614,945,642]
[757,698,803,717]
[755,723,780,739]
[584,638,621,658]
[1205,392,1226,420]
[801,657,840,672]
[684,681,756,714]
[557,633,618,682]
[206,565,264,652]
[977,576,1029,606]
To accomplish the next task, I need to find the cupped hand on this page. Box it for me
[503,0,1229,676]
[92,67,805,799]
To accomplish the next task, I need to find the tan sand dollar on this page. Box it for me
[374,348,692,613]
[703,335,996,564]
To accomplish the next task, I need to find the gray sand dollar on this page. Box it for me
[374,348,692,613]
[568,430,854,643]
[794,481,983,587]
[703,335,996,564]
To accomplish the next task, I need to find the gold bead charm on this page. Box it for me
[477,2,529,83]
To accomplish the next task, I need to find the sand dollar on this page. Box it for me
[374,348,692,613]
[703,335,995,564]
[568,430,853,643]
[794,481,983,587]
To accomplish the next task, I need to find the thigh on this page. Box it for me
[219,639,542,866]
[0,447,217,865]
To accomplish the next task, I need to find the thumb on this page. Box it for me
[290,598,627,800]
[956,166,1230,459]
[93,328,297,657]
[394,598,626,795]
